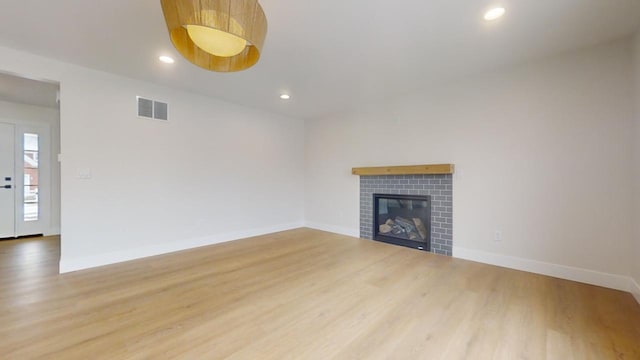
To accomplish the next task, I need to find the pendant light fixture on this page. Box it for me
[160,0,267,72]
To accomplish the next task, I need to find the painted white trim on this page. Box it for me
[304,221,359,238]
[0,109,61,238]
[453,246,635,294]
[59,222,304,273]
[44,226,60,236]
[630,278,640,305]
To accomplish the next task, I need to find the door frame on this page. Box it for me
[0,116,58,237]
[0,122,16,238]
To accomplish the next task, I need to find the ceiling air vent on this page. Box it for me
[137,96,169,121]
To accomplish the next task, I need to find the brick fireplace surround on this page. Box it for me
[359,174,453,256]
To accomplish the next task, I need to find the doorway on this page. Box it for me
[0,73,60,239]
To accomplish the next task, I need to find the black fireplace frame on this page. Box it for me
[372,193,431,252]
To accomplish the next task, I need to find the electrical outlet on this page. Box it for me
[494,230,502,242]
[76,168,92,180]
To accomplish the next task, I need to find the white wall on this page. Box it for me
[0,37,636,293]
[0,100,61,235]
[632,32,640,301]
[305,39,636,290]
[0,46,305,272]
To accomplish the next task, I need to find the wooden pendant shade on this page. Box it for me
[160,0,267,72]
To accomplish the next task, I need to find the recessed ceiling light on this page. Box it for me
[280,94,291,100]
[484,7,506,21]
[159,55,175,64]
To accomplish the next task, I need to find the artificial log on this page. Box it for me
[379,217,426,241]
[395,217,417,234]
[391,225,405,236]
[395,216,420,240]
[412,218,428,240]
[379,224,392,234]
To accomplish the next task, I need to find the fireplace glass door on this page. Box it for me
[373,194,431,251]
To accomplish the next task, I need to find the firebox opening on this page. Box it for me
[373,193,431,252]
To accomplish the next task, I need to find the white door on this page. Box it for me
[0,123,51,238]
[0,123,15,238]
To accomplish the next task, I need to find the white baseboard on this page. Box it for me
[304,221,359,238]
[44,226,60,236]
[59,222,304,273]
[631,278,640,304]
[453,246,636,295]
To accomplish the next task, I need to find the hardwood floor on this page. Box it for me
[1,229,639,359]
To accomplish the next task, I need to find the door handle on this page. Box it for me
[4,177,10,181]
[2,185,11,189]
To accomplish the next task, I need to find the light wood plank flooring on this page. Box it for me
[1,228,639,359]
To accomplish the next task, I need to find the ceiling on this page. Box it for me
[0,0,638,119]
[0,72,59,109]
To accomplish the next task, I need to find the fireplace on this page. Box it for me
[359,174,452,256]
[373,194,431,251]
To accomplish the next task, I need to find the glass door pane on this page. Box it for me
[23,133,39,222]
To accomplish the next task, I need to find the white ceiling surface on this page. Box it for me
[0,1,638,119]
[0,72,59,109]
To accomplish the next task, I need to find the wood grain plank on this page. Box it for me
[0,229,638,359]
[352,164,455,176]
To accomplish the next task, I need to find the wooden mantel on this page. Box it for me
[352,164,455,176]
